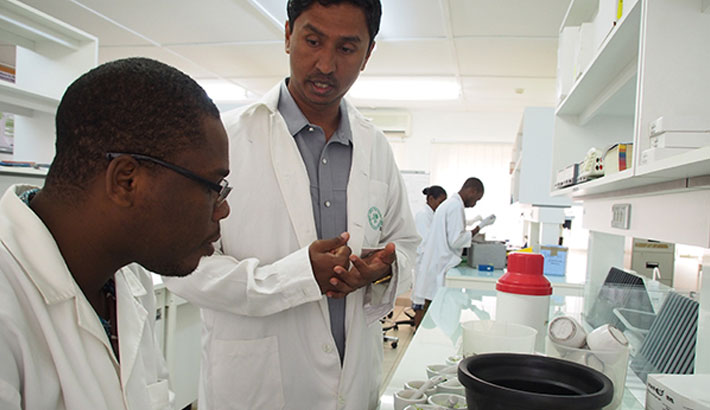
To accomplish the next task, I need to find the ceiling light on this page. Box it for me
[348,77,460,101]
[198,79,249,102]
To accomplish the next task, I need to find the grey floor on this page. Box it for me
[381,293,416,392]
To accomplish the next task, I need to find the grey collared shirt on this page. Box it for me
[278,79,352,362]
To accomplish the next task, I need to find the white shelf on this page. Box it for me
[0,0,95,51]
[0,165,48,177]
[556,0,641,120]
[636,146,710,180]
[0,80,59,116]
[0,0,97,166]
[552,169,638,198]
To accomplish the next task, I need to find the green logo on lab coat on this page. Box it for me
[368,206,382,230]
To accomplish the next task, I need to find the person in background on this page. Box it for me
[164,0,419,408]
[413,178,495,321]
[411,185,447,328]
[0,57,231,409]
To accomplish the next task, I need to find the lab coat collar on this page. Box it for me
[115,266,149,389]
[242,81,375,254]
[0,185,151,373]
[248,80,369,137]
[0,185,77,304]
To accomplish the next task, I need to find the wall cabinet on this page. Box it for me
[551,0,710,199]
[552,0,710,377]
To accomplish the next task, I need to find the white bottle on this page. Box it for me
[495,252,552,352]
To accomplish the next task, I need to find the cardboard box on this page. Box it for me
[646,374,710,410]
[540,245,568,276]
[574,23,596,80]
[650,131,710,149]
[556,26,579,104]
[604,143,633,174]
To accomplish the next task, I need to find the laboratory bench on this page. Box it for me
[378,284,647,410]
[444,264,586,297]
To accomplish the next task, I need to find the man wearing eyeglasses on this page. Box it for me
[164,1,419,409]
[0,57,350,410]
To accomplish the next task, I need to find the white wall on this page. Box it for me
[387,109,523,172]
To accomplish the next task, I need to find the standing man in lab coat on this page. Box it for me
[164,0,419,408]
[413,178,496,316]
[412,185,447,328]
[0,57,234,409]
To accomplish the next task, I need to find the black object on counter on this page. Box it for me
[458,353,613,410]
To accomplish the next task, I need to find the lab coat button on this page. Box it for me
[324,200,331,208]
[322,157,327,165]
[322,343,333,353]
[338,395,345,406]
[308,127,314,132]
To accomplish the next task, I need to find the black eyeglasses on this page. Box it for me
[106,152,232,205]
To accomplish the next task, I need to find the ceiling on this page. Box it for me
[17,0,571,113]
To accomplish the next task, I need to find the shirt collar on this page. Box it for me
[277,79,352,145]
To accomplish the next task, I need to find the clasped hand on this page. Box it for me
[308,233,396,299]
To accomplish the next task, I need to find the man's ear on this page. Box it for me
[104,155,139,207]
[285,21,292,54]
[361,41,375,71]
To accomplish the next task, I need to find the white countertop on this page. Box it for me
[379,285,646,410]
[444,264,586,297]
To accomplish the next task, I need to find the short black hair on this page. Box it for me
[462,177,484,194]
[422,185,447,199]
[47,57,219,195]
[287,0,382,46]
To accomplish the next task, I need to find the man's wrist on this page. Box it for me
[372,266,394,285]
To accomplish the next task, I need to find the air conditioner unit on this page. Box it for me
[359,108,412,137]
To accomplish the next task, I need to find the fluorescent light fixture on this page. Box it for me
[348,77,460,101]
[198,79,249,102]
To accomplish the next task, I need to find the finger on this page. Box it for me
[369,243,396,265]
[332,266,361,288]
[311,232,349,253]
[328,276,355,294]
[349,253,371,274]
[331,245,352,269]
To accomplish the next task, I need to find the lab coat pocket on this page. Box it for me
[146,379,170,410]
[211,336,285,410]
[364,181,388,247]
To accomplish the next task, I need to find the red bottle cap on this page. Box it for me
[496,252,552,296]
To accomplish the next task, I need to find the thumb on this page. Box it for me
[310,232,350,253]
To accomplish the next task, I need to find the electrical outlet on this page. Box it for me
[611,203,631,229]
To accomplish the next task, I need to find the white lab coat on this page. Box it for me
[412,194,469,303]
[414,206,434,246]
[165,84,419,410]
[411,206,433,304]
[0,185,172,410]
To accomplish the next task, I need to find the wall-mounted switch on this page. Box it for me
[611,203,631,229]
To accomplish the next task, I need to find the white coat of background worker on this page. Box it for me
[412,185,447,328]
[413,177,495,320]
[164,0,419,409]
